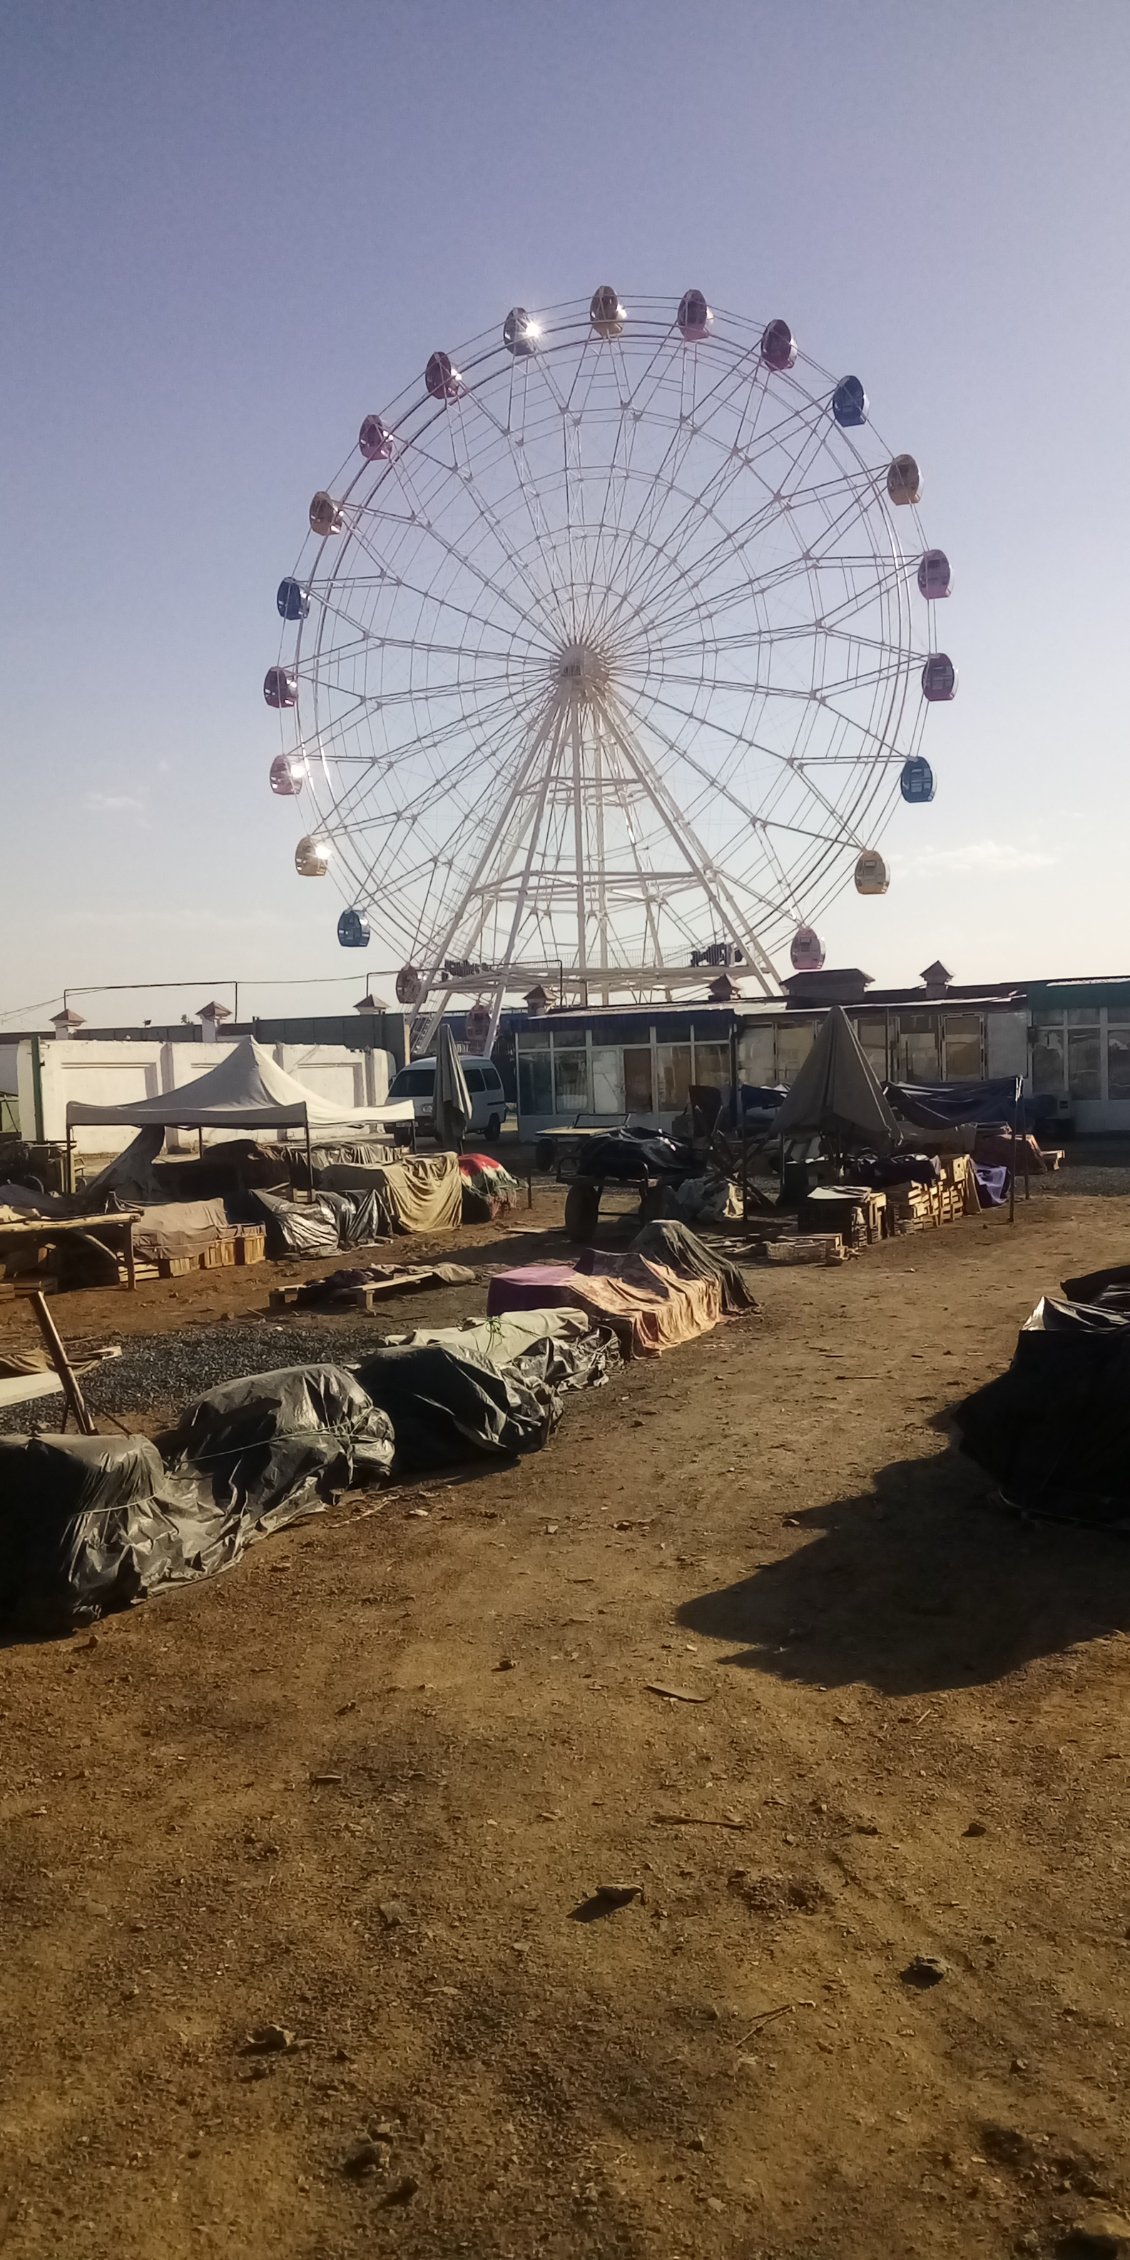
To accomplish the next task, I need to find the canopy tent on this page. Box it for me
[772,1007,899,1150]
[64,1036,415,1135]
[886,1077,1023,1130]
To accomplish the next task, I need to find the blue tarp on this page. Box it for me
[886,1077,1023,1130]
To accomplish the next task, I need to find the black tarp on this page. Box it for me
[353,1324,615,1473]
[955,1292,1130,1526]
[252,1187,389,1255]
[887,1077,1022,1129]
[0,1320,616,1628]
[0,1367,395,1631]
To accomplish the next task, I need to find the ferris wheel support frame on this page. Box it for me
[413,652,781,1058]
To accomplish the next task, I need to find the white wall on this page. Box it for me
[13,1038,397,1156]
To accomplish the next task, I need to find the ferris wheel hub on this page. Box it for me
[557,642,611,695]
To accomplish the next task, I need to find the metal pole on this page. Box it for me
[304,1112,314,1199]
[1009,1091,1017,1225]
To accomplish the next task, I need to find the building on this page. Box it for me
[510,970,1130,1137]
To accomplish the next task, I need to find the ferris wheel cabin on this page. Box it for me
[677,289,712,341]
[917,550,952,600]
[269,753,306,796]
[900,756,936,804]
[761,319,797,371]
[854,850,890,896]
[832,375,868,427]
[263,666,297,709]
[358,415,394,461]
[589,284,624,338]
[503,307,538,355]
[276,578,309,622]
[789,925,826,972]
[425,351,463,400]
[309,492,343,537]
[921,654,957,702]
[295,836,330,878]
[887,454,921,506]
[336,908,370,948]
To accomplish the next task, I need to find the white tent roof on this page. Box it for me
[65,1036,415,1132]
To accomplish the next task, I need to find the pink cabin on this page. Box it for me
[917,550,952,600]
[425,351,462,401]
[263,667,297,710]
[921,653,957,702]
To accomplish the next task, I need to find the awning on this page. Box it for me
[65,1035,415,1132]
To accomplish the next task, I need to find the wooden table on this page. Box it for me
[0,1212,138,1290]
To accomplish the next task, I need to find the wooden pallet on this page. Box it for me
[270,1270,430,1313]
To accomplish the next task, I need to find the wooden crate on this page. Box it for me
[235,1229,266,1266]
[157,1254,196,1278]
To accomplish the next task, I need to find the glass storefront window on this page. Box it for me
[943,1013,982,1081]
[692,1040,730,1090]
[624,1047,655,1115]
[776,1021,816,1085]
[656,1043,693,1109]
[591,1046,624,1115]
[1031,1018,1065,1094]
[518,1049,552,1115]
[897,1012,941,1082]
[1108,1027,1130,1101]
[552,1048,589,1112]
[1067,1026,1101,1100]
[740,1025,776,1084]
[853,1016,888,1080]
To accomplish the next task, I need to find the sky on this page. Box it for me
[2,0,1127,1028]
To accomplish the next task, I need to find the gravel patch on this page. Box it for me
[0,1314,439,1433]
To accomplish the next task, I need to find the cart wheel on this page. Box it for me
[564,1179,601,1244]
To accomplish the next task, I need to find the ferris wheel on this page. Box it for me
[264,288,953,1045]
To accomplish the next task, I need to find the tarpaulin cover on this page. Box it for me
[384,1309,599,1364]
[887,1077,1023,1129]
[627,1220,761,1313]
[489,1250,723,1354]
[955,1295,1130,1525]
[0,1367,396,1630]
[161,1364,395,1512]
[1063,1262,1130,1311]
[0,1315,615,1625]
[459,1152,520,1223]
[253,1189,344,1257]
[368,1152,462,1234]
[353,1332,608,1470]
[130,1200,231,1261]
[773,1008,899,1150]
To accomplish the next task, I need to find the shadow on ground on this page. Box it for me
[677,1436,1130,1695]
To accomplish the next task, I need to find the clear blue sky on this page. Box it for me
[2,0,1126,1025]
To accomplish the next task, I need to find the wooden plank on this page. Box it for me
[29,1291,96,1435]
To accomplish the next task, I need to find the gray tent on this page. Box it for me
[772,1007,898,1150]
[434,1024,473,1152]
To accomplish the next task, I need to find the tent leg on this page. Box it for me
[304,1115,313,1199]
[1009,1101,1017,1224]
[65,1127,74,1197]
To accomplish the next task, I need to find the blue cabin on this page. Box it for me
[337,907,370,949]
[276,578,309,622]
[832,375,868,428]
[900,756,935,804]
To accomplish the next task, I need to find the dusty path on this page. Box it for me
[3,1194,1130,2258]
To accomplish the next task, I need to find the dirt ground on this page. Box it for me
[4,1187,1130,2258]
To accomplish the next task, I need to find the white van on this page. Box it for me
[386,1056,510,1141]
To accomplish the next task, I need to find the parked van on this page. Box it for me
[385,1056,509,1140]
